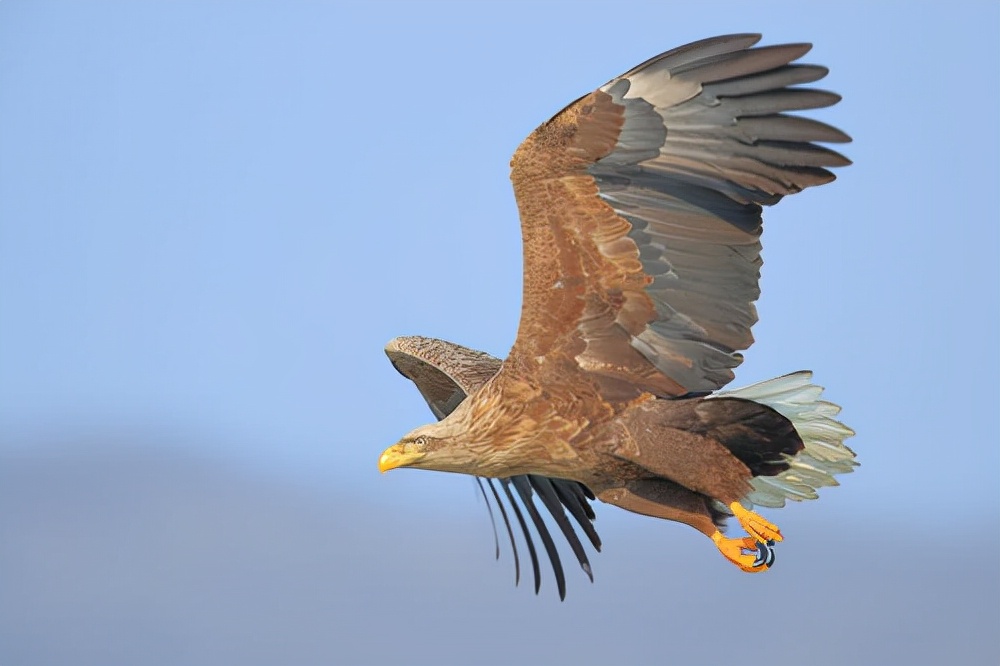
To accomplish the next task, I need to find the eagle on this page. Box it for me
[380,34,856,598]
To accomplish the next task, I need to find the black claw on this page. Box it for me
[753,540,776,568]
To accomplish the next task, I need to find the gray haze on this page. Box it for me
[1,439,996,666]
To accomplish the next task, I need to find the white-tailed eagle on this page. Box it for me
[381,34,855,599]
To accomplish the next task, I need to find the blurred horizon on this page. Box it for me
[3,436,997,665]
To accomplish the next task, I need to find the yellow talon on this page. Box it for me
[729,501,783,544]
[711,531,772,573]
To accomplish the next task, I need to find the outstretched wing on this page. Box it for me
[385,336,601,598]
[507,34,849,397]
[385,336,500,422]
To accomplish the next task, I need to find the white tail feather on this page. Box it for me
[710,371,857,509]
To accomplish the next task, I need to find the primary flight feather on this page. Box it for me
[381,34,855,598]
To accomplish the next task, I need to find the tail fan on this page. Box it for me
[711,371,857,508]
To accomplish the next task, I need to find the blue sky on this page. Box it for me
[1,2,998,663]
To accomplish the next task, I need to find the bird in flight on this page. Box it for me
[381,34,856,599]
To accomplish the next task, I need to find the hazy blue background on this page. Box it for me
[1,1,998,664]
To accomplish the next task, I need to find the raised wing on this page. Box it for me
[385,336,500,421]
[507,34,850,396]
[385,336,601,598]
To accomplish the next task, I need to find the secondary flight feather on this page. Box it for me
[381,34,855,599]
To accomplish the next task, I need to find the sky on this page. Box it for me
[1,1,998,664]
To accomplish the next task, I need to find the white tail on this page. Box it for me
[711,372,857,508]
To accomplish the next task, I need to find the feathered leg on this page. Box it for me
[598,479,719,536]
[615,397,792,571]
[599,479,775,573]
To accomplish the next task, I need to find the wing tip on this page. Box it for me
[616,33,764,82]
[709,32,764,46]
[384,335,416,356]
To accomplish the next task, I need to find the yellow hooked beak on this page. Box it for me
[378,443,426,473]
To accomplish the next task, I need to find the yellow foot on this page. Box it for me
[729,502,783,544]
[711,531,774,573]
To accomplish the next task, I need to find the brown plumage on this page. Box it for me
[381,34,856,598]
[386,336,601,599]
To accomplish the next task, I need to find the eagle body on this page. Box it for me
[380,34,856,598]
[400,365,802,525]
